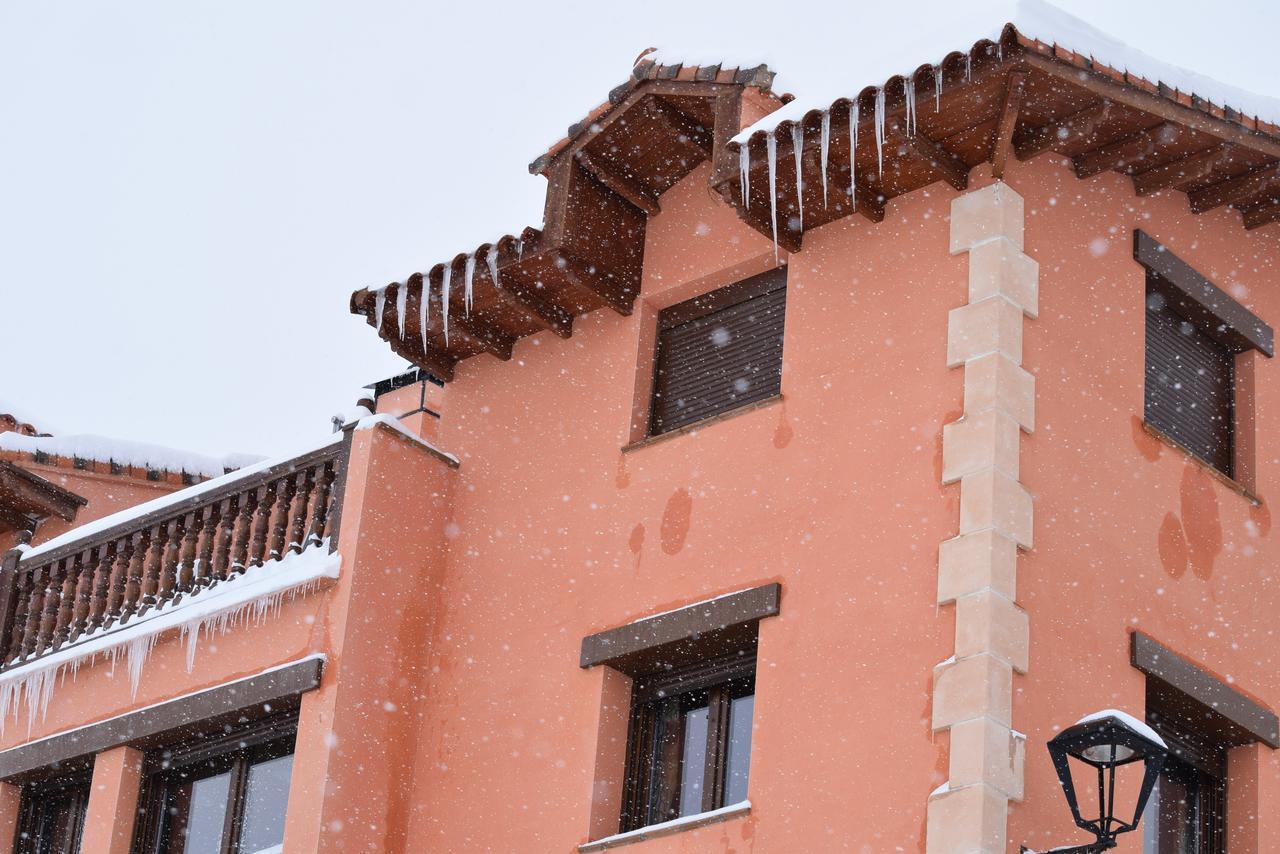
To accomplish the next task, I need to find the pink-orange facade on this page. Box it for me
[3,14,1280,854]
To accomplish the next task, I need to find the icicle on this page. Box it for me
[849,102,859,208]
[184,622,200,672]
[463,254,476,315]
[874,88,886,177]
[485,246,500,289]
[396,282,408,340]
[904,77,917,138]
[791,123,805,232]
[126,635,157,698]
[997,41,1003,62]
[739,144,751,211]
[374,289,387,333]
[441,264,452,346]
[935,65,943,112]
[766,131,779,261]
[819,111,831,206]
[515,238,524,259]
[419,274,430,353]
[965,54,973,81]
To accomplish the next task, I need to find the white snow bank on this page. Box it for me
[726,0,1280,143]
[1075,708,1167,748]
[0,543,340,735]
[580,800,750,850]
[20,433,341,563]
[0,431,262,480]
[352,412,458,464]
[250,845,282,854]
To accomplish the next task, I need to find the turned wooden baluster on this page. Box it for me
[65,548,97,647]
[19,565,50,659]
[119,529,151,625]
[33,563,65,656]
[7,567,36,663]
[86,542,118,635]
[156,517,182,606]
[246,484,275,568]
[286,468,315,554]
[174,511,199,597]
[229,490,259,576]
[105,533,139,629]
[211,496,238,583]
[192,505,220,593]
[137,521,171,615]
[267,477,295,562]
[306,462,337,548]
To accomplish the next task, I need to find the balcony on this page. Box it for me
[0,437,344,683]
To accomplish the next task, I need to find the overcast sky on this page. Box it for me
[3,0,1279,459]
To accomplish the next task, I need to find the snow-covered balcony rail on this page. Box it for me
[0,441,342,671]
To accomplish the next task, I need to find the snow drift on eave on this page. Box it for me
[711,0,1280,145]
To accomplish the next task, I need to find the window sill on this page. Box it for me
[578,801,752,852]
[1140,420,1261,506]
[622,395,784,454]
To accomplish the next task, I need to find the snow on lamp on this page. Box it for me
[1042,710,1168,852]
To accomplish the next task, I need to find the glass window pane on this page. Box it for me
[678,707,709,817]
[237,754,294,854]
[164,771,232,854]
[724,694,754,805]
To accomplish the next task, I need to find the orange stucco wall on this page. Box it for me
[7,144,1280,853]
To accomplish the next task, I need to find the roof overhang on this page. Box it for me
[0,461,86,534]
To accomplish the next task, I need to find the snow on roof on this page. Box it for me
[717,0,1280,144]
[1075,708,1168,748]
[0,432,263,480]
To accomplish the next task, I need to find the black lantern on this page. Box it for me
[1039,710,1168,853]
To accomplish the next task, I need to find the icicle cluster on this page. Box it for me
[791,124,805,231]
[819,112,831,206]
[765,131,779,260]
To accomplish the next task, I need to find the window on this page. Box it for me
[621,654,755,831]
[133,716,296,854]
[15,774,89,854]
[649,269,786,436]
[1144,290,1235,476]
[1134,230,1273,480]
[1142,694,1227,854]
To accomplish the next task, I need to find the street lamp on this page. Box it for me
[1032,710,1168,854]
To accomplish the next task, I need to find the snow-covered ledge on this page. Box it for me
[0,544,339,736]
[578,801,751,852]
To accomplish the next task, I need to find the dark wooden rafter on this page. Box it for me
[1242,201,1280,230]
[648,96,714,154]
[907,130,969,191]
[556,252,634,316]
[573,151,660,215]
[1131,144,1234,196]
[1189,162,1280,213]
[1015,99,1112,160]
[1073,121,1173,177]
[479,250,574,338]
[990,71,1026,179]
[0,462,86,534]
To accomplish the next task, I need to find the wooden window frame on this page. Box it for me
[620,653,755,833]
[14,772,90,854]
[647,268,787,437]
[132,713,298,854]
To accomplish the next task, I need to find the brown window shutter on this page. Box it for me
[1145,290,1235,476]
[649,270,786,436]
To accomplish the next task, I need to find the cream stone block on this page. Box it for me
[947,297,1024,368]
[949,718,1026,801]
[956,590,1030,673]
[938,530,1018,604]
[933,654,1013,730]
[950,183,1024,255]
[969,237,1039,318]
[964,352,1034,432]
[926,783,1009,854]
[960,469,1034,549]
[942,411,1020,484]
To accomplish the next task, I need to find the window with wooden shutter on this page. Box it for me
[649,270,786,436]
[1144,291,1235,476]
[1134,230,1274,481]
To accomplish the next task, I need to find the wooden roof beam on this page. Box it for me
[649,97,713,154]
[556,253,635,316]
[449,313,516,361]
[574,151,660,216]
[1189,162,1280,213]
[1132,144,1234,196]
[1242,200,1280,230]
[1072,122,1172,178]
[991,72,1027,180]
[851,173,886,223]
[487,269,574,339]
[1015,99,1112,160]
[908,131,969,191]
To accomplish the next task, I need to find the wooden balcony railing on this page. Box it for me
[0,441,344,671]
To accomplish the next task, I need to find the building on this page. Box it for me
[3,2,1280,851]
